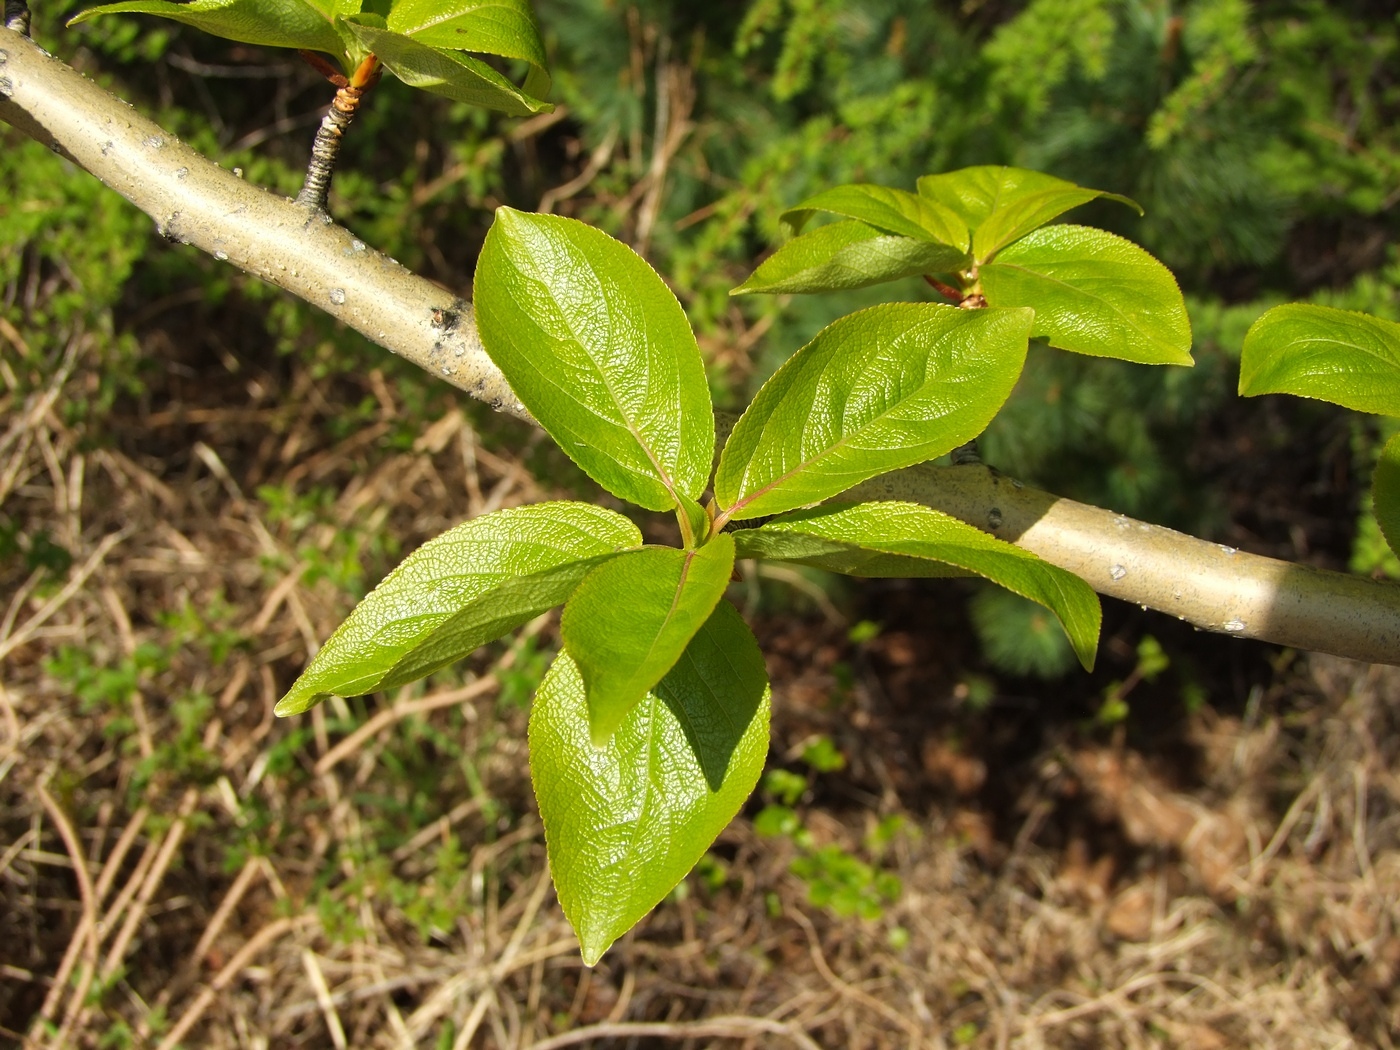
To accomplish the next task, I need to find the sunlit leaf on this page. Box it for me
[532,602,770,964]
[275,502,640,715]
[780,184,968,250]
[70,0,348,56]
[916,165,1140,262]
[715,304,1032,520]
[475,209,714,511]
[340,15,550,115]
[980,225,1192,365]
[731,220,968,296]
[1238,304,1400,416]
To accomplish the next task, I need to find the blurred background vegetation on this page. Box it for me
[4,3,1400,1045]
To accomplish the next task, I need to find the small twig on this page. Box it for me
[296,53,381,212]
[35,785,99,1050]
[525,1016,824,1050]
[922,274,963,303]
[3,1,29,35]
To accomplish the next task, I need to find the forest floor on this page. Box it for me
[3,253,1399,1050]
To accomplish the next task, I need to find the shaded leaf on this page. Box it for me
[738,501,1100,670]
[475,209,714,511]
[561,535,735,746]
[1374,432,1400,558]
[781,184,968,250]
[980,225,1193,365]
[715,304,1033,520]
[531,601,770,965]
[276,502,639,716]
[731,220,969,297]
[70,0,347,56]
[1238,304,1400,416]
[916,165,1141,262]
[341,16,550,115]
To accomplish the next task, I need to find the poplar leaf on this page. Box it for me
[276,502,640,715]
[981,225,1193,365]
[715,304,1032,520]
[560,535,735,746]
[731,220,968,296]
[917,165,1140,262]
[531,601,770,965]
[475,210,715,511]
[1239,304,1400,417]
[736,501,1100,670]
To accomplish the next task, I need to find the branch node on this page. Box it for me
[4,1,30,36]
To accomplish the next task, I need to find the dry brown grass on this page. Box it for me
[3,270,1399,1050]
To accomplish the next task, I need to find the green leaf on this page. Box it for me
[388,0,547,65]
[1238,304,1400,417]
[561,535,735,746]
[474,209,715,512]
[1373,432,1400,557]
[980,225,1193,366]
[275,502,640,716]
[731,220,969,297]
[738,501,1100,670]
[715,304,1033,521]
[781,185,968,251]
[916,166,1141,263]
[70,0,348,55]
[340,16,551,115]
[531,601,770,964]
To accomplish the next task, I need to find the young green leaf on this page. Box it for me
[70,0,350,56]
[916,166,1141,263]
[531,601,770,965]
[339,16,551,115]
[737,501,1101,670]
[980,225,1193,366]
[560,535,735,745]
[1373,433,1400,557]
[388,0,548,73]
[275,502,640,716]
[714,304,1033,521]
[1238,304,1400,416]
[780,185,968,250]
[474,209,715,511]
[731,220,969,297]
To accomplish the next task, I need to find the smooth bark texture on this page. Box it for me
[4,26,1398,665]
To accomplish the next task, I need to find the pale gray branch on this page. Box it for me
[3,27,1398,666]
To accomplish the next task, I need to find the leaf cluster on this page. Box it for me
[70,0,552,114]
[272,165,1209,961]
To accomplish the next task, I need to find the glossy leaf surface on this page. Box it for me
[980,225,1192,365]
[736,502,1100,670]
[715,304,1033,520]
[475,209,714,511]
[781,185,968,250]
[276,502,640,715]
[1373,432,1400,557]
[532,601,770,965]
[70,0,349,55]
[1238,304,1400,416]
[388,0,546,63]
[731,220,968,296]
[560,535,735,745]
[340,16,550,115]
[916,165,1140,262]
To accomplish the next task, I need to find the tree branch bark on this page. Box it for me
[3,27,1398,665]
